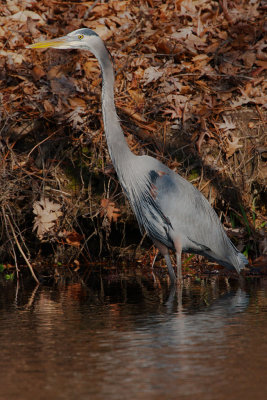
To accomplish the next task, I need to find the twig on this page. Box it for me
[1,207,20,280]
[26,129,59,159]
[6,215,39,284]
[200,179,214,193]
[84,0,101,19]
[25,284,40,309]
[219,0,233,23]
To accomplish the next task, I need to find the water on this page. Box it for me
[1,271,267,400]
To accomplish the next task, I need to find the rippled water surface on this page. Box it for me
[1,271,267,400]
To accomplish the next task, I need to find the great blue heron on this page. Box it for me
[28,28,248,283]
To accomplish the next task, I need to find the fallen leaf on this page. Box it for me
[94,25,113,40]
[119,105,147,122]
[32,65,46,80]
[171,27,193,40]
[255,60,267,68]
[192,54,210,63]
[143,66,164,86]
[43,99,54,113]
[100,198,120,222]
[65,231,83,247]
[33,197,63,239]
[67,107,85,128]
[83,60,99,78]
[47,66,64,80]
[10,11,45,24]
[225,136,243,159]
[252,255,267,270]
[241,51,256,67]
[6,0,20,13]
[68,97,87,109]
[0,50,25,65]
[128,89,145,106]
[218,116,236,131]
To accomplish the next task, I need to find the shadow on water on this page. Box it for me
[1,271,267,400]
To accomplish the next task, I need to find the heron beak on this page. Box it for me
[26,36,68,49]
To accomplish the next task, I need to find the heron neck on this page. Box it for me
[98,49,133,173]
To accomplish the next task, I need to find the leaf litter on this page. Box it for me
[0,0,266,276]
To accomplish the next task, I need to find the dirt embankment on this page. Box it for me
[0,1,266,278]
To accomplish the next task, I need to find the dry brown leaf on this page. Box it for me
[156,40,178,55]
[94,25,113,40]
[85,4,109,16]
[33,197,63,239]
[0,50,25,65]
[43,99,54,113]
[231,91,267,107]
[68,97,87,109]
[255,60,267,68]
[172,27,193,40]
[50,77,76,96]
[192,54,210,63]
[163,104,182,120]
[32,65,46,80]
[218,116,236,131]
[143,66,164,86]
[10,11,45,24]
[128,89,145,105]
[100,198,120,222]
[67,108,85,128]
[120,106,147,123]
[225,136,243,159]
[47,66,63,80]
[65,231,83,247]
[6,0,20,13]
[241,51,256,67]
[256,40,267,61]
[83,60,99,78]
[220,92,233,102]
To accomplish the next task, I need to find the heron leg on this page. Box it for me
[173,238,183,285]
[152,239,176,283]
[176,251,182,284]
[164,253,176,284]
[151,249,159,269]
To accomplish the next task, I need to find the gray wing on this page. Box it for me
[122,154,247,271]
[152,163,246,270]
[120,156,174,248]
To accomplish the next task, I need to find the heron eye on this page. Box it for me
[78,34,84,40]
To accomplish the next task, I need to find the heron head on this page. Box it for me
[27,28,101,51]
